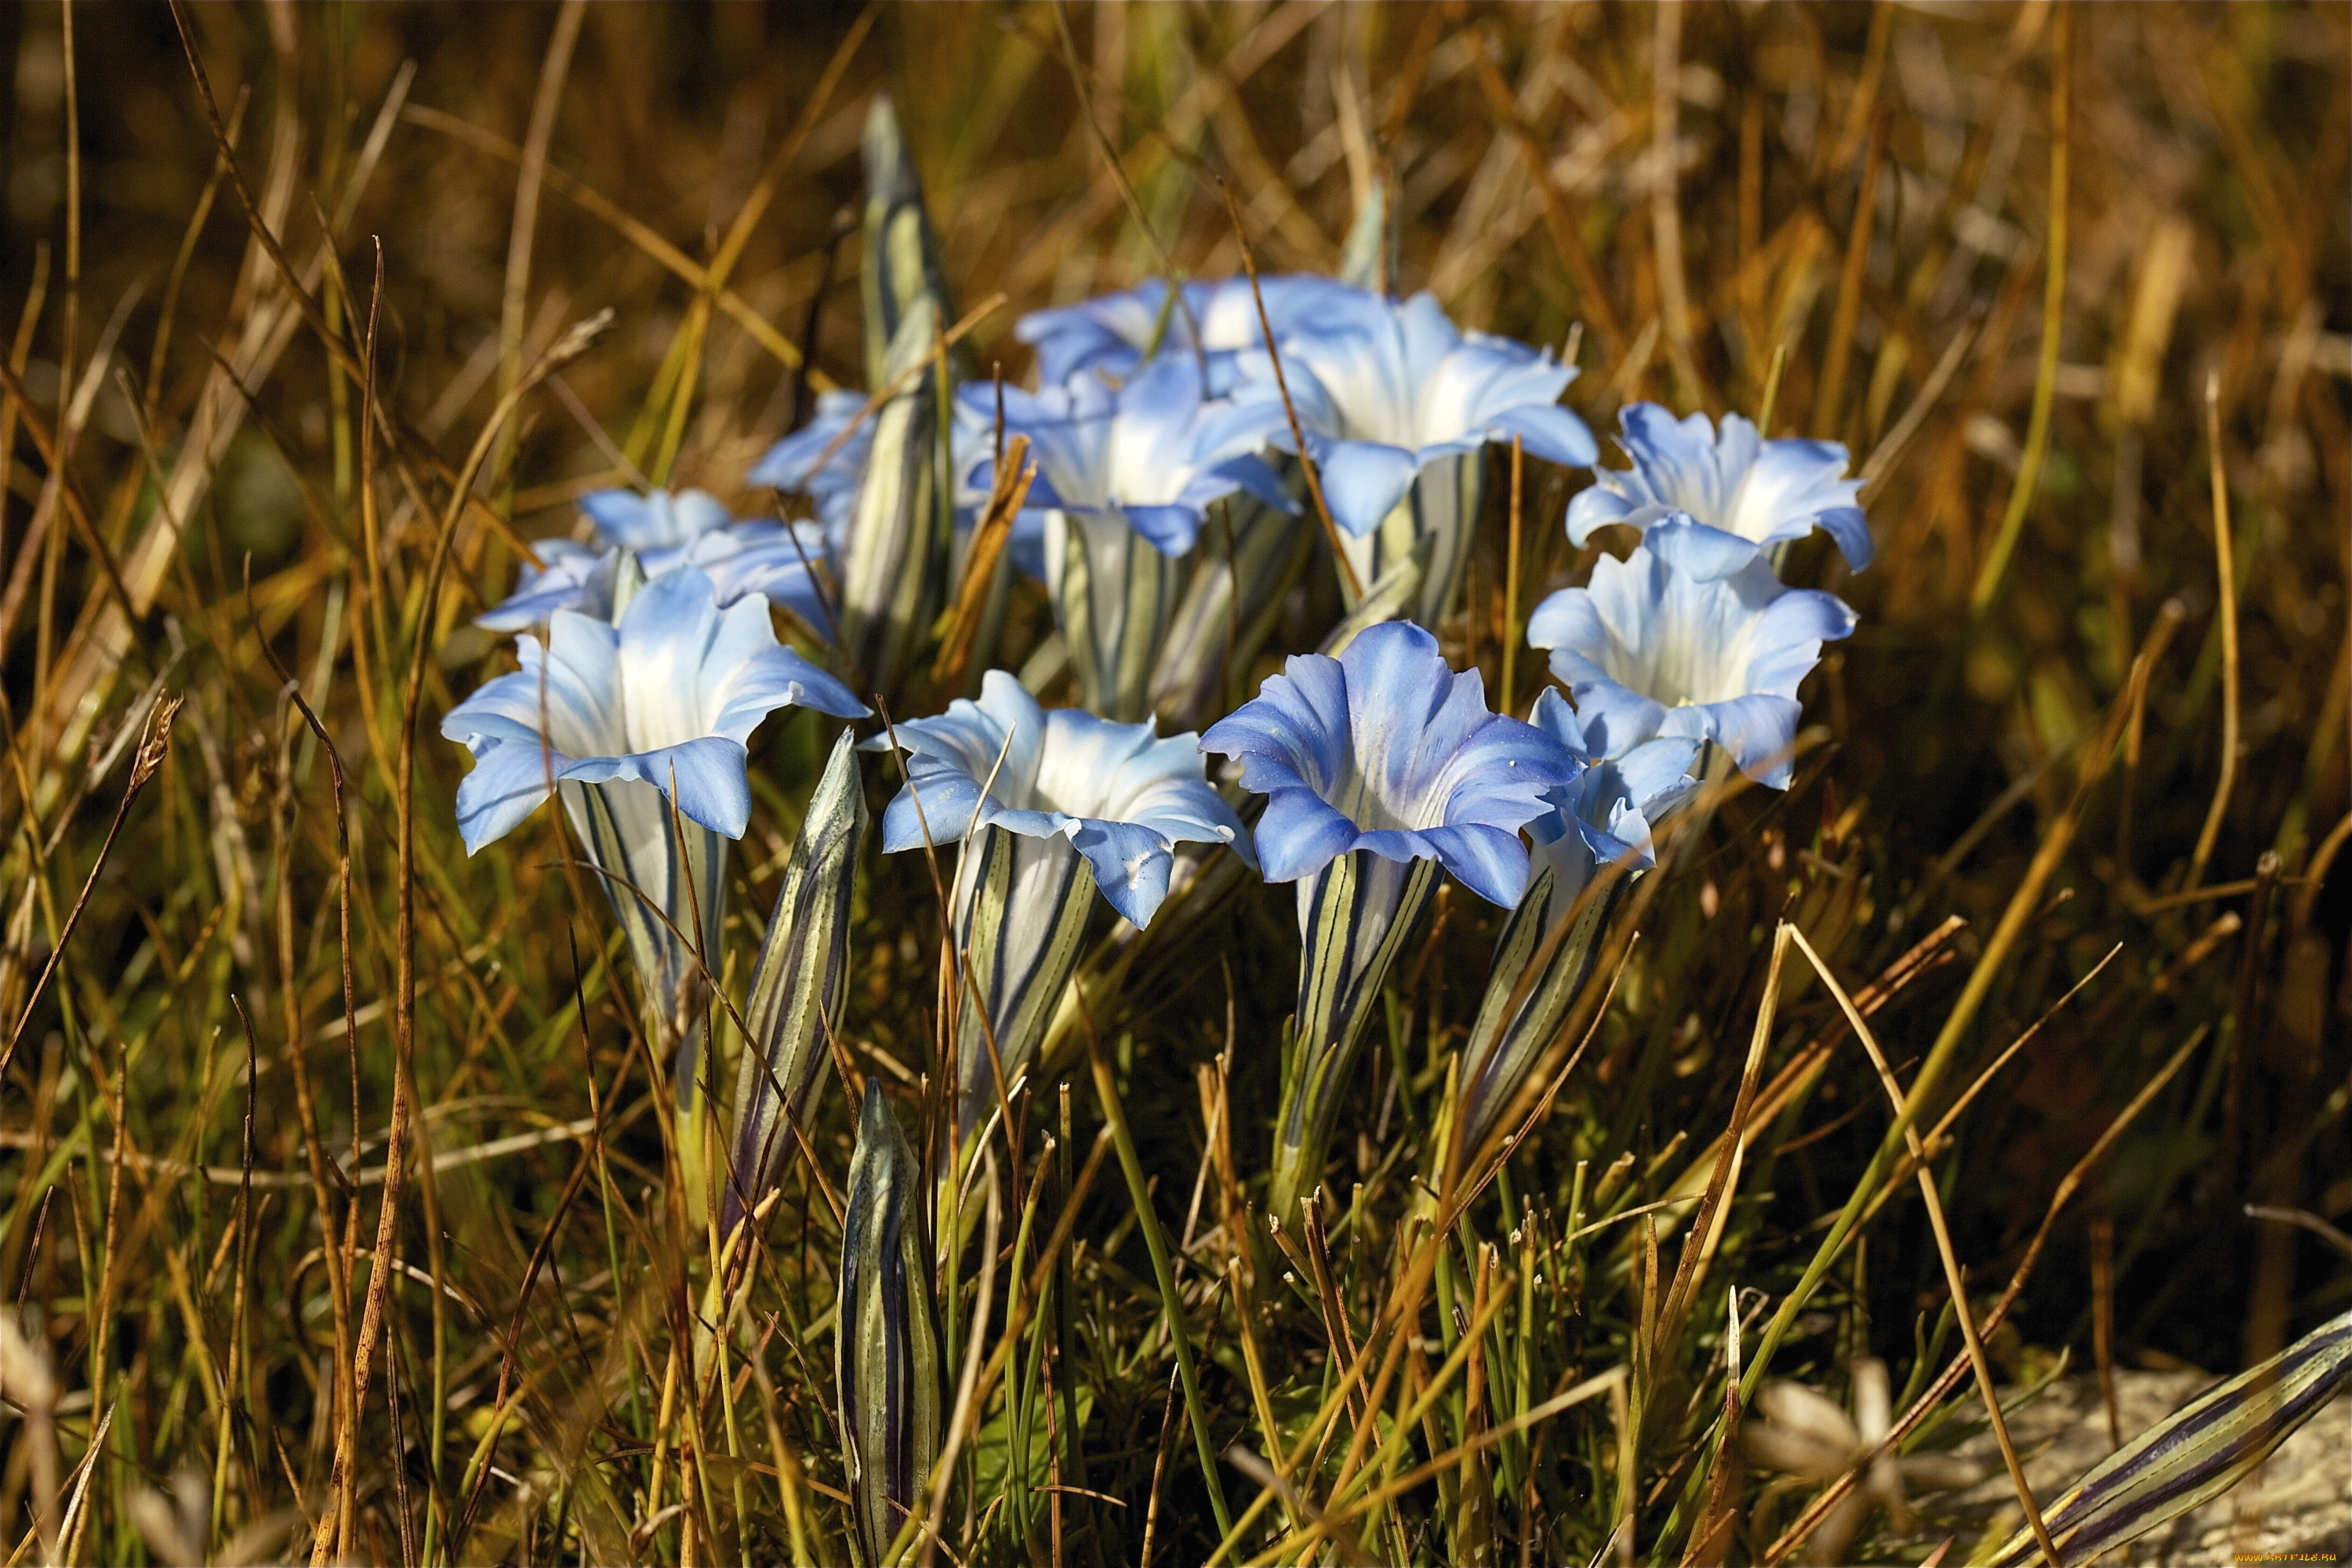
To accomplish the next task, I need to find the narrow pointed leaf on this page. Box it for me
[837,1080,943,1568]
[860,93,954,393]
[840,296,950,697]
[1983,1308,2352,1567]
[724,728,867,1240]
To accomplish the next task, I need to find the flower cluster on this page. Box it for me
[444,93,1870,1280]
[1530,404,1861,788]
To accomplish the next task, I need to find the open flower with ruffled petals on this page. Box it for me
[1200,620,1577,1219]
[1015,274,1365,388]
[1225,291,1596,539]
[873,670,1247,1140]
[444,564,867,1209]
[1214,290,1595,625]
[1201,620,1575,905]
[971,358,1295,720]
[1459,692,1698,1152]
[1526,521,1856,788]
[478,488,833,637]
[1566,403,1871,575]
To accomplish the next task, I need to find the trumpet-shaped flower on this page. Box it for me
[445,564,867,1224]
[1457,693,1698,1152]
[876,671,1246,1141]
[1221,290,1597,541]
[970,359,1297,719]
[444,565,867,853]
[1015,274,1365,388]
[878,670,1246,929]
[1199,620,1576,907]
[1201,621,1577,1221]
[478,488,833,636]
[1567,403,1872,575]
[1526,521,1856,788]
[975,358,1294,559]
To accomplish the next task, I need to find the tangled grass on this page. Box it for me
[0,3,2345,1564]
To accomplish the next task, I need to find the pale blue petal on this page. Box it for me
[1308,437,1421,537]
[1524,586,1605,655]
[1252,787,1361,883]
[452,736,565,854]
[1399,822,1533,907]
[581,490,665,549]
[561,735,753,837]
[1642,517,1766,581]
[1067,818,1175,927]
[1121,503,1204,557]
[1480,403,1598,470]
[1554,673,1668,758]
[1662,694,1802,786]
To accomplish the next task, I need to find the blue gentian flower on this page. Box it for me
[1015,274,1365,389]
[879,670,1247,931]
[444,564,866,853]
[1221,290,1598,541]
[1567,403,1871,575]
[874,670,1247,1142]
[1526,520,1857,788]
[1201,620,1577,1221]
[1459,691,1699,1152]
[479,488,833,636]
[968,359,1297,720]
[1200,619,1577,907]
[444,564,868,1218]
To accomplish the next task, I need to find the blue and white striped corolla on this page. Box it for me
[478,488,833,637]
[1015,274,1366,389]
[971,358,1296,720]
[1567,403,1871,575]
[1526,519,1856,788]
[1458,691,1700,1152]
[876,670,1247,1141]
[1200,620,1577,1220]
[1218,291,1597,624]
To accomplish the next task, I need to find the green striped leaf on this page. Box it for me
[837,1080,944,1568]
[1271,848,1439,1222]
[1983,1308,2352,1566]
[1457,862,1621,1156]
[724,728,866,1240]
[949,823,1094,1149]
[859,94,954,394]
[839,295,950,699]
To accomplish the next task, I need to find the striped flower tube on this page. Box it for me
[438,561,866,1223]
[1984,1308,2352,1567]
[723,728,868,1242]
[875,673,1247,1150]
[1457,691,1697,1158]
[1201,622,1577,1225]
[837,1080,943,1568]
[973,357,1294,722]
[1145,487,1313,730]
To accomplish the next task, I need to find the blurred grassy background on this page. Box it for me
[0,2,2345,1563]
